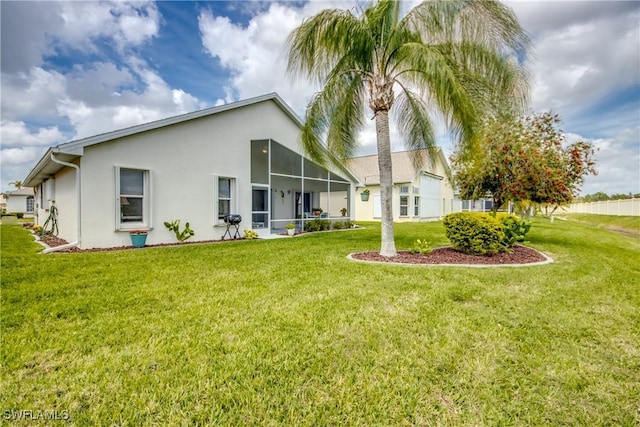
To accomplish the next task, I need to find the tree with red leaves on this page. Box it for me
[452,112,597,214]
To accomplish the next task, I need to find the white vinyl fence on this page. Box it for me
[560,198,640,216]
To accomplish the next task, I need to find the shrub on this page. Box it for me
[497,213,532,247]
[164,220,194,242]
[442,212,505,256]
[408,239,432,255]
[243,229,259,240]
[304,218,330,232]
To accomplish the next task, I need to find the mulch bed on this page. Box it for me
[37,235,237,253]
[350,245,549,265]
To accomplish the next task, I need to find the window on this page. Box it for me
[400,185,410,194]
[116,167,150,229]
[214,176,236,224]
[26,196,34,213]
[400,195,409,216]
[414,196,419,216]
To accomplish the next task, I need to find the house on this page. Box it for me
[349,149,458,222]
[1,187,35,217]
[23,93,358,250]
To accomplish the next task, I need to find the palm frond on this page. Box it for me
[402,0,530,54]
[301,70,366,167]
[286,8,372,85]
[392,85,437,171]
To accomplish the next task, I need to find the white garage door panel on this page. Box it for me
[420,175,441,218]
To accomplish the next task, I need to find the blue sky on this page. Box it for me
[1,0,639,196]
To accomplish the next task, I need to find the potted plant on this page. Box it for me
[360,188,370,201]
[312,207,323,216]
[285,222,296,236]
[129,230,148,248]
[340,207,347,216]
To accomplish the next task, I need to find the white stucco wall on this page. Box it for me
[5,195,29,214]
[76,100,306,249]
[51,168,78,241]
[353,158,455,223]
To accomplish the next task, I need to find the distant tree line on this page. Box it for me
[576,192,640,202]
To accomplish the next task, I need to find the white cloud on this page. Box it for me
[0,0,200,191]
[1,1,161,75]
[508,1,640,115]
[564,128,640,196]
[0,146,49,166]
[1,120,65,148]
[1,67,68,122]
[55,1,160,53]
[56,61,205,139]
[0,147,50,191]
[199,2,354,114]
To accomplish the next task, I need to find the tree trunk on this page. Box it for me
[375,109,397,257]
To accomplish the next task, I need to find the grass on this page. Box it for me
[1,219,639,425]
[560,213,640,235]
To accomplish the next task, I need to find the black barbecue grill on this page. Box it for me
[222,214,242,240]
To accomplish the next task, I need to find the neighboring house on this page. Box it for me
[349,149,458,222]
[2,187,35,217]
[23,93,358,249]
[461,198,501,213]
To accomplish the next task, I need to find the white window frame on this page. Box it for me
[38,184,45,208]
[213,175,237,225]
[115,166,151,231]
[414,196,420,217]
[399,195,409,217]
[26,196,34,213]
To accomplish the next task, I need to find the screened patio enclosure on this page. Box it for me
[251,139,352,234]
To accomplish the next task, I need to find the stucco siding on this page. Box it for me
[51,167,78,241]
[79,99,302,249]
[6,195,28,214]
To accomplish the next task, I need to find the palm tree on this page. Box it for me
[9,180,23,190]
[286,0,529,257]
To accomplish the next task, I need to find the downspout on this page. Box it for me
[43,153,81,253]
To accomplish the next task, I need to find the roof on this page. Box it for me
[2,187,35,197]
[348,149,448,186]
[23,93,304,187]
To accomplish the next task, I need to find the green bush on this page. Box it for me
[304,219,330,232]
[442,212,506,256]
[408,239,432,255]
[243,229,259,240]
[164,219,194,242]
[497,213,532,247]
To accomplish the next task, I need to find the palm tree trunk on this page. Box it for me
[375,109,397,257]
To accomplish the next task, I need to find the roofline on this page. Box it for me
[56,92,301,155]
[23,147,54,187]
[24,93,303,186]
[23,93,361,186]
[349,147,451,185]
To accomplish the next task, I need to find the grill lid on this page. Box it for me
[224,214,242,224]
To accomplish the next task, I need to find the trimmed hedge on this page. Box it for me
[443,212,506,256]
[442,212,532,256]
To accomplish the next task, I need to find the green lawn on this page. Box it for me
[561,213,640,236]
[1,219,639,425]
